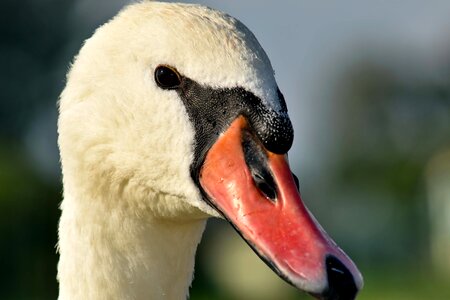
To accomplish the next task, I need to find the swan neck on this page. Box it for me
[57,193,207,300]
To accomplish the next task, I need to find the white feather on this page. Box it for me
[58,2,280,299]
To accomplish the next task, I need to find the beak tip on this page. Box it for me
[318,255,362,300]
[288,254,363,300]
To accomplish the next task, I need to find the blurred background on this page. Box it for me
[1,0,449,299]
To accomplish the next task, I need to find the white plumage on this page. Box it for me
[58,2,279,299]
[57,2,362,300]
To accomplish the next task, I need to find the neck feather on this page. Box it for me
[57,191,207,300]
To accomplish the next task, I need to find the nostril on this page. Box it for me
[252,171,277,201]
[324,255,358,300]
[242,130,277,203]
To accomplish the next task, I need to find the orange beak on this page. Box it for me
[199,116,363,299]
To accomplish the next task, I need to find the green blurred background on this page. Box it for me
[1,0,449,299]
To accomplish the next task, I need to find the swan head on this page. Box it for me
[58,2,362,299]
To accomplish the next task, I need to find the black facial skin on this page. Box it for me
[154,64,293,199]
[154,65,293,177]
[176,76,293,181]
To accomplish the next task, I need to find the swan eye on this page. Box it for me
[154,65,181,89]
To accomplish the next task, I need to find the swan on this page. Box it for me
[57,2,363,299]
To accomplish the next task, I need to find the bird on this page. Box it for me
[57,2,363,300]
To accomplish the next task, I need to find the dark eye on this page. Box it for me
[154,65,181,89]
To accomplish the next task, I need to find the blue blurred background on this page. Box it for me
[1,0,449,299]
